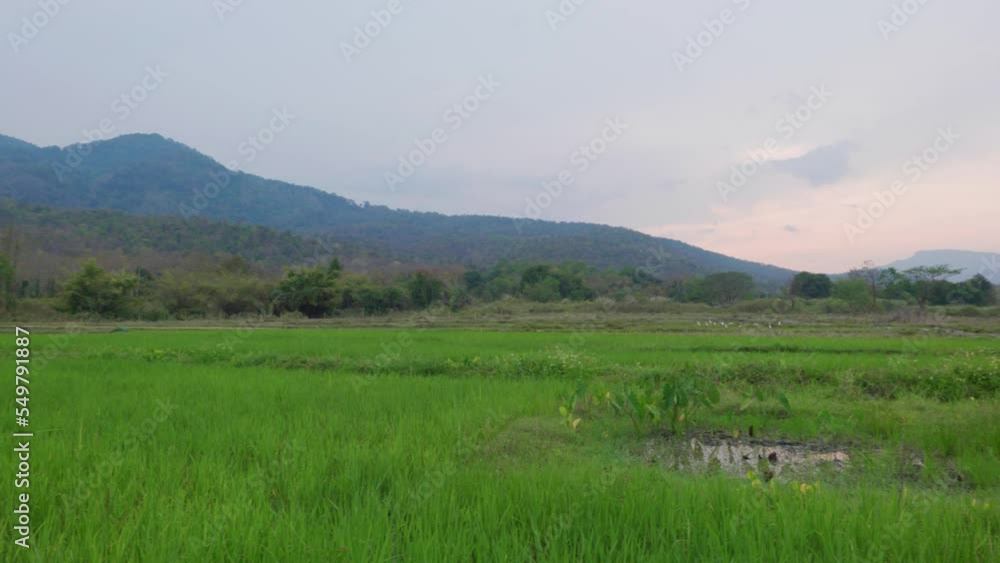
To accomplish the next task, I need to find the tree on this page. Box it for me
[463,271,484,292]
[219,255,252,275]
[0,255,15,313]
[789,272,832,299]
[703,272,755,305]
[553,269,594,301]
[408,271,445,309]
[967,274,996,306]
[524,277,561,302]
[831,279,870,312]
[950,274,995,306]
[0,227,19,313]
[848,261,882,308]
[520,265,552,289]
[273,266,339,318]
[904,265,963,309]
[878,267,912,301]
[59,259,132,317]
[327,257,342,277]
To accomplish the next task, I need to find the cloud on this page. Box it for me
[784,225,800,233]
[774,143,853,186]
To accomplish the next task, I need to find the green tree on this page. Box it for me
[273,267,339,318]
[59,259,132,317]
[408,271,445,309]
[524,277,561,302]
[831,279,871,312]
[848,261,882,308]
[878,267,913,301]
[789,272,832,299]
[0,255,15,313]
[962,274,996,306]
[703,272,755,305]
[520,265,552,289]
[463,271,484,292]
[905,265,963,309]
[327,257,342,277]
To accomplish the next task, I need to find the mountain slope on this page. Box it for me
[0,201,364,280]
[0,133,795,283]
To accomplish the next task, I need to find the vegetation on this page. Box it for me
[3,326,997,561]
[795,265,997,312]
[57,259,136,317]
[0,250,995,322]
[0,200,352,282]
[790,271,833,299]
[0,133,793,281]
[0,254,14,313]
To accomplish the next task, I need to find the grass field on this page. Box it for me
[2,321,998,561]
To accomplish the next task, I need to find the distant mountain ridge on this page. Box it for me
[882,250,999,282]
[0,132,797,282]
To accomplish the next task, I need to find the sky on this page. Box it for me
[2,0,998,272]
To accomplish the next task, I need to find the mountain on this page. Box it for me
[0,133,794,283]
[0,201,365,280]
[883,250,999,282]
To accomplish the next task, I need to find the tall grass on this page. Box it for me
[1,330,996,561]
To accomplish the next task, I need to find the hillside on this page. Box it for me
[0,133,795,283]
[0,201,365,280]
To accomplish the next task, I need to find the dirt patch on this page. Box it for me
[643,433,852,480]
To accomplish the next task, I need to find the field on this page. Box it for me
[2,315,999,561]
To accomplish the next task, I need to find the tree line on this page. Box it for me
[1,251,995,320]
[789,263,996,310]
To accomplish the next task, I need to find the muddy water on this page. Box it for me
[644,435,851,480]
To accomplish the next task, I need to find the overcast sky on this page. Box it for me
[2,0,998,272]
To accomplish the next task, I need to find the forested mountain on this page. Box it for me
[0,202,368,280]
[0,133,794,283]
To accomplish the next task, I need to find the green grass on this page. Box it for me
[1,327,998,561]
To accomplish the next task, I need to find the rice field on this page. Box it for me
[2,324,998,561]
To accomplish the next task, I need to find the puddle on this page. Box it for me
[644,434,852,480]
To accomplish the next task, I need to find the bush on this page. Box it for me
[733,299,783,314]
[58,259,135,318]
[950,305,982,318]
